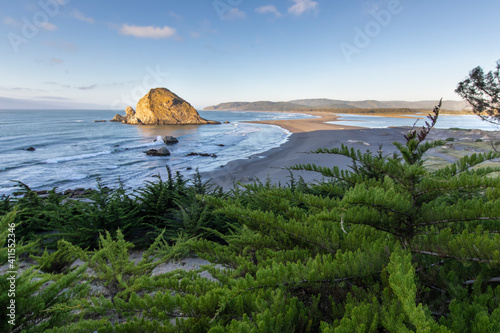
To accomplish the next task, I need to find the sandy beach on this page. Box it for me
[201,112,408,189]
[201,111,499,190]
[244,111,364,133]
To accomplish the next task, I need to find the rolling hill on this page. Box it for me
[204,99,471,112]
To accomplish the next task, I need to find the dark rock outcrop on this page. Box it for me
[162,136,179,144]
[186,152,217,158]
[111,88,219,125]
[145,147,170,156]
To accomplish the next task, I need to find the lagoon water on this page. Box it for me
[329,114,500,131]
[0,110,314,195]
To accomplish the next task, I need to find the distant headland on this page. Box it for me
[204,99,471,113]
[111,88,219,125]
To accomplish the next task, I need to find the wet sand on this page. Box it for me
[244,111,364,133]
[202,111,410,189]
[201,112,497,190]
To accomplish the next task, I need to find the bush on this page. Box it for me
[3,102,500,331]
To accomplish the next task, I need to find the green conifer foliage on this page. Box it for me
[182,101,499,331]
[2,102,500,331]
[0,210,88,333]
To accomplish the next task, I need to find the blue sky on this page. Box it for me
[1,0,500,109]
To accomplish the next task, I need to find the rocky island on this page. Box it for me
[111,88,219,125]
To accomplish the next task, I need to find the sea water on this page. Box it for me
[0,110,314,195]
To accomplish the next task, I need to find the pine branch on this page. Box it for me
[463,277,500,285]
[272,224,337,254]
[245,277,353,292]
[411,250,491,263]
[415,260,446,273]
[420,282,446,294]
[415,184,492,198]
[345,201,412,219]
[210,276,361,323]
[229,212,338,254]
[414,217,500,228]
[414,230,500,236]
[340,218,406,238]
[404,99,441,144]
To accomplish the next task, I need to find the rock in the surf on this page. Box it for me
[111,88,219,125]
[145,147,170,156]
[162,136,179,144]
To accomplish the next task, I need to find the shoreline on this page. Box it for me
[202,111,500,190]
[201,111,369,189]
[244,111,364,133]
[201,127,408,190]
[242,110,428,134]
[4,110,495,195]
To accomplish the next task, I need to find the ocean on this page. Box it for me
[0,110,315,195]
[1,110,497,196]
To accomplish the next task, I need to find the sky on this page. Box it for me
[1,0,500,109]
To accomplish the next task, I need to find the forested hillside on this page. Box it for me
[204,99,471,112]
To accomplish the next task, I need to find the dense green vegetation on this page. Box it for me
[1,104,500,332]
[456,60,500,124]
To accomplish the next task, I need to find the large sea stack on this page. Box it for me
[111,88,219,125]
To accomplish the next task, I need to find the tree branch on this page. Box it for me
[416,185,492,198]
[414,217,500,227]
[411,250,491,263]
[463,277,500,285]
[345,200,412,219]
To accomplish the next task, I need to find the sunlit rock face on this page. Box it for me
[111,88,219,125]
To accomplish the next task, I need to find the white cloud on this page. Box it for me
[256,5,282,17]
[40,22,57,31]
[223,8,246,21]
[288,0,318,16]
[119,24,177,39]
[44,39,78,52]
[71,10,94,24]
[190,31,202,38]
[77,84,97,90]
[169,11,184,21]
[190,20,218,39]
[200,19,217,34]
[3,16,21,27]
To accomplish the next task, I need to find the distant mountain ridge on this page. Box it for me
[204,99,471,111]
